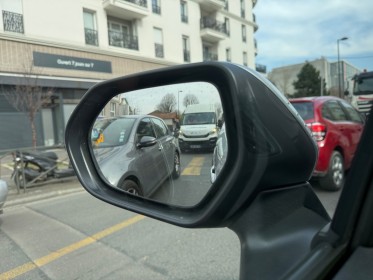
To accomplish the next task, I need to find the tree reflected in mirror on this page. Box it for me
[89,82,226,207]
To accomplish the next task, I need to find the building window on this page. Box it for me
[110,102,116,117]
[224,18,230,36]
[182,36,190,62]
[2,0,24,34]
[226,48,231,62]
[108,19,138,50]
[152,0,161,14]
[83,10,98,46]
[243,52,248,66]
[242,25,247,42]
[240,0,245,18]
[180,1,188,23]
[224,0,229,11]
[154,27,164,58]
[203,45,218,61]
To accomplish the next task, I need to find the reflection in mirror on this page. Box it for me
[89,82,226,207]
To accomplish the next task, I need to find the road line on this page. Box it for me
[0,215,145,280]
[181,157,205,176]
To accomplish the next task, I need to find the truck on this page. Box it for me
[178,103,221,152]
[347,70,373,116]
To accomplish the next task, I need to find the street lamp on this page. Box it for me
[337,37,348,98]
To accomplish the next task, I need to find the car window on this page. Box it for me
[136,118,156,142]
[324,101,348,121]
[321,103,334,120]
[93,118,136,147]
[340,101,364,123]
[290,102,314,120]
[151,118,168,138]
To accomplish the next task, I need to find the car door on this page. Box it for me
[339,100,365,163]
[324,100,356,166]
[134,117,163,196]
[150,117,174,180]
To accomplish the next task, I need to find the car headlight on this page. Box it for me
[179,130,183,136]
[209,128,217,135]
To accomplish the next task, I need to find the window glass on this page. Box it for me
[136,118,156,142]
[326,101,348,121]
[83,11,95,30]
[291,102,314,120]
[321,104,333,120]
[93,118,136,147]
[340,101,363,122]
[151,118,168,138]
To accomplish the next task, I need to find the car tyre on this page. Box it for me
[120,179,143,196]
[319,151,344,191]
[172,152,181,179]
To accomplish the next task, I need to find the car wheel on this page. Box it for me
[120,179,143,196]
[319,151,344,191]
[172,152,181,179]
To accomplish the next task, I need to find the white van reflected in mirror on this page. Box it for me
[89,82,226,207]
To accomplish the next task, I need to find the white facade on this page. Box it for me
[0,0,258,67]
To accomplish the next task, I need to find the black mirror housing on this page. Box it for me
[65,62,317,228]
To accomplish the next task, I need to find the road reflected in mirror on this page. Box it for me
[89,82,226,207]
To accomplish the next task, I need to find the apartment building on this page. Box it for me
[268,58,361,98]
[0,0,259,149]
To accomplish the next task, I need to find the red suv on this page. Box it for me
[290,96,364,191]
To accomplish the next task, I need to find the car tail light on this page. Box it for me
[306,122,327,141]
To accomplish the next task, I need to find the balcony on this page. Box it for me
[108,30,139,50]
[85,28,99,46]
[152,4,161,14]
[2,10,24,34]
[195,0,225,12]
[203,51,218,61]
[200,17,228,43]
[253,13,258,32]
[255,63,267,74]
[254,38,258,56]
[103,0,149,20]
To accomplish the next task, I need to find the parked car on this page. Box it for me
[0,179,8,214]
[289,96,364,190]
[91,115,181,197]
[210,123,227,184]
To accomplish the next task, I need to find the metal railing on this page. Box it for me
[85,28,99,46]
[200,17,228,36]
[0,145,75,193]
[2,10,24,33]
[124,0,147,8]
[155,43,164,58]
[108,30,139,50]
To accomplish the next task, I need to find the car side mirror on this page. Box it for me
[136,136,157,148]
[65,62,317,228]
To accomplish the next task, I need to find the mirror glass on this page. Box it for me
[89,82,226,207]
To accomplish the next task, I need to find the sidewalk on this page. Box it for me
[4,178,85,208]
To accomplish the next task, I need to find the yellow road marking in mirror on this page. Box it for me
[0,215,145,280]
[181,157,205,176]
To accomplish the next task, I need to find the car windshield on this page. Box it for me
[93,118,136,148]
[291,102,314,121]
[182,112,216,125]
[353,77,373,95]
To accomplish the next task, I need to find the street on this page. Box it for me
[0,151,341,280]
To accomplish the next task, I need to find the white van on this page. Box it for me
[178,104,221,152]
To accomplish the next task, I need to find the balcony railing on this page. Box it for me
[2,10,24,34]
[85,28,99,46]
[152,4,161,14]
[125,0,147,8]
[183,50,190,62]
[255,64,267,74]
[155,43,164,58]
[203,52,218,61]
[200,17,228,35]
[108,30,139,50]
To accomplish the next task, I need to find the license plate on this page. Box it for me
[190,145,201,149]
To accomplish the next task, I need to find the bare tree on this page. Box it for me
[3,54,52,148]
[183,94,199,107]
[156,93,177,113]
